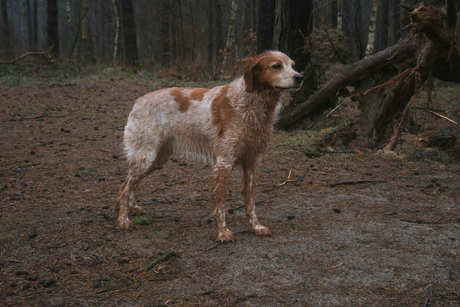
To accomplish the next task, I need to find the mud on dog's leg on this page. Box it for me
[243,162,271,237]
[212,159,235,242]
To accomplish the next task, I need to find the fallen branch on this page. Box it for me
[400,217,443,224]
[276,169,292,186]
[382,129,400,151]
[426,110,460,128]
[138,251,178,272]
[0,50,55,64]
[16,290,52,298]
[200,243,223,252]
[328,180,386,187]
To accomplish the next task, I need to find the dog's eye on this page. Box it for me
[272,64,282,70]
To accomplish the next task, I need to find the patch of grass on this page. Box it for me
[76,166,95,175]
[0,58,229,88]
[272,127,350,156]
[132,216,153,225]
[102,67,136,75]
[2,75,21,87]
[0,61,78,87]
[266,130,321,162]
[433,81,460,106]
[273,131,314,150]
[422,148,451,164]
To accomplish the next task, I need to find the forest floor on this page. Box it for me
[1,72,460,306]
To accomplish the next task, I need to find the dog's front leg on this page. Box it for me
[212,159,235,242]
[243,163,271,237]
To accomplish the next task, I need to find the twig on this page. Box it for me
[328,180,386,187]
[200,243,223,252]
[325,96,352,117]
[16,290,52,298]
[400,217,443,224]
[276,170,292,186]
[426,110,460,128]
[138,251,178,272]
[306,170,327,175]
[30,114,66,119]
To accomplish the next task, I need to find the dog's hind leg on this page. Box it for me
[116,141,172,230]
[242,161,271,237]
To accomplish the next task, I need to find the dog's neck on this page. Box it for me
[230,77,281,130]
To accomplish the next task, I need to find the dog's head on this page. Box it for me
[243,51,303,92]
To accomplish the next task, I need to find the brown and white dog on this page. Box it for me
[115,51,303,242]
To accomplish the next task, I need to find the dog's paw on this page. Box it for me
[253,224,271,237]
[118,217,133,230]
[217,230,235,243]
[129,205,145,216]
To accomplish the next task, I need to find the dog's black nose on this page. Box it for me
[294,73,303,84]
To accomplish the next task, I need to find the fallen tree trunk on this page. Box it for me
[277,39,416,129]
[0,51,55,64]
[278,3,460,148]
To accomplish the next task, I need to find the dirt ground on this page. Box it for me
[1,76,459,306]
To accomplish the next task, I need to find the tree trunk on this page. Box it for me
[374,0,402,53]
[221,0,238,75]
[26,0,33,50]
[121,0,139,66]
[160,0,171,64]
[365,0,378,57]
[80,0,90,64]
[1,0,11,57]
[67,0,76,57]
[112,0,120,64]
[256,0,275,53]
[272,0,312,69]
[188,0,196,60]
[47,0,59,57]
[32,0,38,49]
[0,0,12,58]
[207,0,215,66]
[174,0,185,61]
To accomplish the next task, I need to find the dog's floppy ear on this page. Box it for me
[243,56,258,92]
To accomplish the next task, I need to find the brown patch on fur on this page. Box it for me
[190,88,209,101]
[211,86,234,136]
[171,88,191,113]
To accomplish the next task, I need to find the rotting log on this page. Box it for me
[277,39,416,129]
[0,50,55,64]
[278,3,460,140]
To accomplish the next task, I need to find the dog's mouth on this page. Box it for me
[275,85,301,91]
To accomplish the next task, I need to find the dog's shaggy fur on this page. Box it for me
[116,51,303,242]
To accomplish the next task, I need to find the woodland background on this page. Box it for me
[0,0,403,75]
